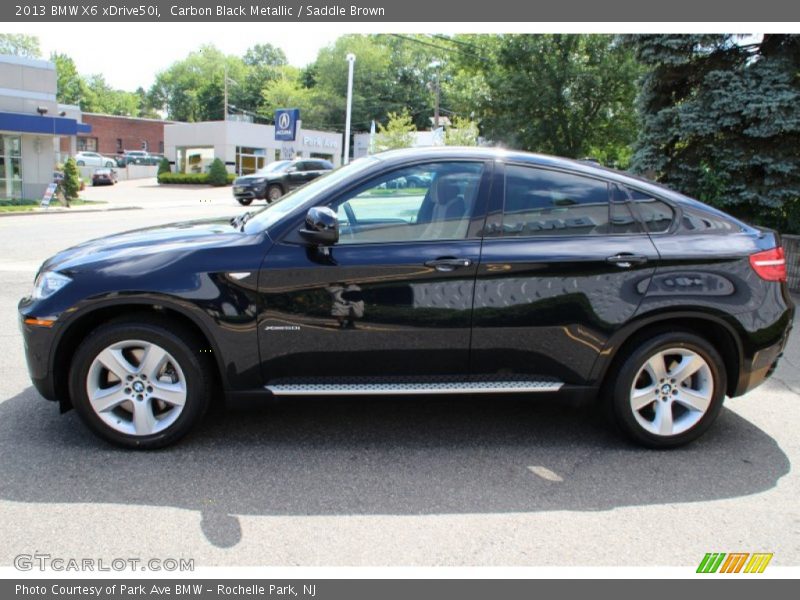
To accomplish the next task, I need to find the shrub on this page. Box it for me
[62,157,81,200]
[158,172,236,185]
[207,158,229,186]
[157,157,171,176]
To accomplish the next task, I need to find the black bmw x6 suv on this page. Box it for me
[19,148,793,449]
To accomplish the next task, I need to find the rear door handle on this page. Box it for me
[424,257,473,272]
[606,254,648,268]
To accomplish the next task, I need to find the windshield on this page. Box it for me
[255,160,292,175]
[243,157,380,234]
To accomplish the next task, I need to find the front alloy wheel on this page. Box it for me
[70,318,212,448]
[86,340,187,437]
[609,332,726,448]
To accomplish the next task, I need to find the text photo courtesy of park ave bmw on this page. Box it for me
[1,0,800,592]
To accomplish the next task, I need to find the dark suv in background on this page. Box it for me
[19,148,793,449]
[233,158,334,205]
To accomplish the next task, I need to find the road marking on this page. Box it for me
[527,465,564,482]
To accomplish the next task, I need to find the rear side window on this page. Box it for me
[502,166,610,237]
[677,205,742,234]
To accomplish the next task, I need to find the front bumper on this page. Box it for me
[18,304,59,402]
[232,183,266,199]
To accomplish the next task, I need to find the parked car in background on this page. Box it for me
[18,148,793,449]
[117,151,162,167]
[75,152,116,168]
[233,159,334,205]
[91,168,117,186]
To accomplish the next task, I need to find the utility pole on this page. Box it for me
[434,69,440,129]
[223,64,228,121]
[344,53,356,165]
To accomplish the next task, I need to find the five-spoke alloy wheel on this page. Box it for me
[608,331,726,448]
[70,318,211,449]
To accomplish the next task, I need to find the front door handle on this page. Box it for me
[424,257,473,272]
[606,253,648,268]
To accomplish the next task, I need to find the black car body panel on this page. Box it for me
[19,148,793,421]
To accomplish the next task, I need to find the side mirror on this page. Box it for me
[299,206,339,246]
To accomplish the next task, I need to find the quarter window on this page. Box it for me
[624,187,674,233]
[330,162,484,245]
[501,166,610,236]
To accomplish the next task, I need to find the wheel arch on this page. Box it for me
[593,311,743,398]
[51,300,225,411]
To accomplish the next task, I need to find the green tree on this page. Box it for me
[445,116,480,146]
[62,158,81,201]
[157,157,171,177]
[149,45,249,122]
[81,74,140,116]
[0,33,40,58]
[631,34,800,231]
[207,158,229,186]
[375,110,416,151]
[51,52,85,106]
[449,34,641,164]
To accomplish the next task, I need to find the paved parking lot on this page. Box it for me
[0,180,798,567]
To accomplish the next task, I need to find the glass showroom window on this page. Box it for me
[236,146,266,175]
[177,147,215,174]
[0,136,22,200]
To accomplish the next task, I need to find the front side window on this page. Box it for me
[330,162,485,245]
[501,166,610,237]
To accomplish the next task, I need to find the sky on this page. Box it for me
[3,23,343,91]
[3,23,774,94]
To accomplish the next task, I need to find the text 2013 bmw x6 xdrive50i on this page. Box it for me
[19,148,794,449]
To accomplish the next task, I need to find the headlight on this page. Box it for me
[251,178,267,185]
[32,271,72,300]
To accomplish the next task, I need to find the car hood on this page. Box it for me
[40,217,256,274]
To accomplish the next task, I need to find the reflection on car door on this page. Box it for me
[257,160,492,390]
[471,163,659,387]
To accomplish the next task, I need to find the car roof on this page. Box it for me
[369,147,736,215]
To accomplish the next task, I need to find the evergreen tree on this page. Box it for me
[631,34,800,231]
[207,158,229,186]
[62,158,81,202]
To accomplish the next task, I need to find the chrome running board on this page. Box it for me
[265,380,563,396]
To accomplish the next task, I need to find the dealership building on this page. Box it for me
[0,54,91,199]
[164,118,342,176]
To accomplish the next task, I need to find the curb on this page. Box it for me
[0,206,143,218]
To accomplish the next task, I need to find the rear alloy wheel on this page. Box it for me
[267,184,283,202]
[608,332,726,448]
[70,320,211,448]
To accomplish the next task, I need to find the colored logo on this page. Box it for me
[697,552,773,573]
[275,109,300,141]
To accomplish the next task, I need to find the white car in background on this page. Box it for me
[74,152,116,168]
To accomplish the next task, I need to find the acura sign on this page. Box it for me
[274,108,300,141]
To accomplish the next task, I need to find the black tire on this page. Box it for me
[68,317,213,449]
[76,160,85,166]
[236,197,253,206]
[606,331,726,449]
[267,184,283,202]
[104,161,115,167]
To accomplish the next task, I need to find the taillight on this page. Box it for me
[749,247,787,282]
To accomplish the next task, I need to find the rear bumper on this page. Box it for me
[732,289,795,397]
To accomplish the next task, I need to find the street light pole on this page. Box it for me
[344,53,356,165]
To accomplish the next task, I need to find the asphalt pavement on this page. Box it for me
[0,180,798,567]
